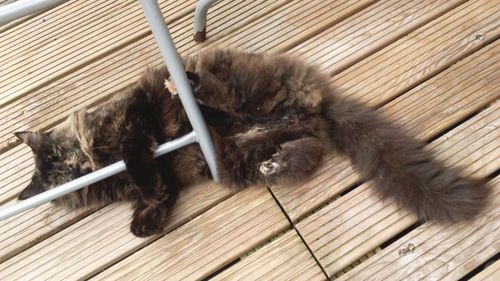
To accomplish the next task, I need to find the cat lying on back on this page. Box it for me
[15,48,489,237]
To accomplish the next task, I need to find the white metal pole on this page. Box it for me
[0,0,68,25]
[0,0,220,221]
[0,131,197,221]
[139,0,219,181]
[193,0,215,42]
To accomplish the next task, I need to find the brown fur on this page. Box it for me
[16,48,490,237]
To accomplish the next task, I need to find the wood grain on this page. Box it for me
[337,177,500,281]
[212,230,326,281]
[0,0,498,279]
[0,181,234,280]
[0,0,295,200]
[332,0,500,107]
[0,0,372,151]
[272,37,500,222]
[471,259,500,281]
[0,0,198,107]
[90,188,288,281]
[297,103,499,277]
[211,0,377,53]
[288,0,467,75]
[0,1,381,267]
[0,199,96,263]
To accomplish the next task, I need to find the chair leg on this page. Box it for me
[139,0,219,181]
[193,0,215,43]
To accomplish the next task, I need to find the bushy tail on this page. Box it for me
[322,94,490,222]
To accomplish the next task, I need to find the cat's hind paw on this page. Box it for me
[259,153,284,176]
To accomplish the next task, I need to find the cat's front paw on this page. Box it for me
[131,205,165,237]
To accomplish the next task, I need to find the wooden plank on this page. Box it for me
[88,188,288,281]
[332,0,500,107]
[0,2,497,279]
[0,182,235,280]
[0,180,232,263]
[0,0,373,152]
[287,0,467,74]
[0,145,32,204]
[0,0,477,204]
[0,1,359,269]
[0,1,369,276]
[211,230,326,281]
[337,177,500,281]
[212,0,377,53]
[0,0,376,205]
[272,37,500,221]
[0,0,198,107]
[471,259,500,281]
[0,0,106,38]
[296,103,499,277]
[0,200,95,263]
[0,0,293,200]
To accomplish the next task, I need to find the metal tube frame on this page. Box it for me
[0,0,219,221]
[193,0,215,42]
[0,0,68,25]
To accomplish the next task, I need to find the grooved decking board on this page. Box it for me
[0,0,498,279]
[337,177,500,281]
[0,1,375,269]
[0,200,96,263]
[0,182,234,280]
[0,1,380,276]
[210,0,377,53]
[211,230,326,281]
[0,0,379,254]
[287,0,467,74]
[0,0,475,203]
[0,0,199,107]
[0,144,33,204]
[0,180,232,263]
[0,0,372,151]
[471,259,500,281]
[297,102,500,275]
[332,0,500,107]
[0,0,293,201]
[90,188,288,281]
[297,102,500,277]
[271,38,500,221]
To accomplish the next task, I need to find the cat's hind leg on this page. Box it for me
[259,137,324,185]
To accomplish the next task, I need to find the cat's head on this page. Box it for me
[14,129,93,200]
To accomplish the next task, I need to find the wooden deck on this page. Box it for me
[0,0,499,280]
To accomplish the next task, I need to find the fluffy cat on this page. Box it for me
[15,48,489,237]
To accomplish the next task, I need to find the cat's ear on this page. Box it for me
[14,131,44,152]
[18,182,45,200]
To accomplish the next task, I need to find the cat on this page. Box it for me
[15,48,490,237]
